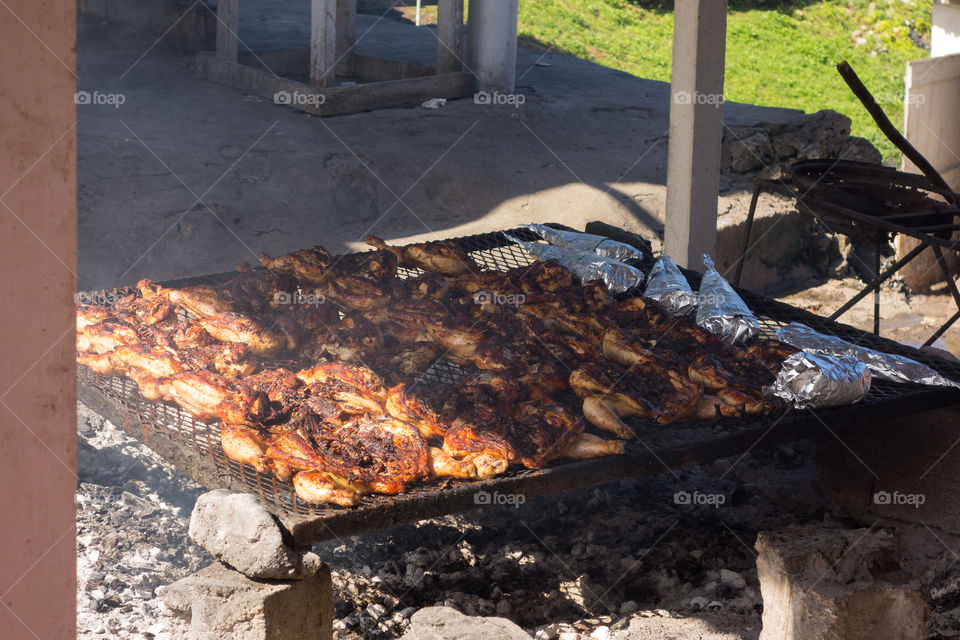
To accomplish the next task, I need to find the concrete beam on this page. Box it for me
[664,0,727,269]
[0,0,78,638]
[311,0,337,87]
[465,0,518,93]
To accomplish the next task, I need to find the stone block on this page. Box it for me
[756,525,927,640]
[163,561,333,640]
[400,606,532,640]
[189,489,323,580]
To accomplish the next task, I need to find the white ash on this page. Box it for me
[77,403,209,639]
[75,403,960,640]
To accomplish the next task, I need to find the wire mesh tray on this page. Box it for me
[77,226,960,541]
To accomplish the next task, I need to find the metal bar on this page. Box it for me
[829,242,928,322]
[873,244,881,335]
[925,310,960,347]
[933,244,960,309]
[732,181,764,287]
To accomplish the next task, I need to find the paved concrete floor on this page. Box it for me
[77,10,802,291]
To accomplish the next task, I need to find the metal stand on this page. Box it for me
[734,174,960,347]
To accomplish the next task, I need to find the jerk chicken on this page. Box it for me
[77,233,799,507]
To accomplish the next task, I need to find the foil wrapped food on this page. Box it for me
[503,232,644,293]
[777,322,960,389]
[766,351,871,409]
[695,255,760,344]
[522,224,647,263]
[644,254,697,316]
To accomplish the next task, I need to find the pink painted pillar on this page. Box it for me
[0,0,78,638]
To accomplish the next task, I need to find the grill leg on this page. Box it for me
[924,245,960,347]
[732,182,765,288]
[830,242,927,323]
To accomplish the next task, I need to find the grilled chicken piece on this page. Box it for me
[296,362,387,403]
[292,471,361,507]
[219,424,294,478]
[427,447,478,479]
[443,398,584,470]
[365,235,478,276]
[112,344,185,379]
[560,432,626,459]
[139,279,237,318]
[384,384,447,439]
[267,413,430,492]
[113,294,174,326]
[570,360,702,430]
[137,371,235,421]
[197,313,286,357]
[77,351,124,376]
[306,314,384,364]
[77,321,140,354]
[374,340,441,384]
[505,259,574,294]
[259,246,333,285]
[76,305,113,331]
[393,271,451,301]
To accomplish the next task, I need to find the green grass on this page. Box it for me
[515,0,932,162]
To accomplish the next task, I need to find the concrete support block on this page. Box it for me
[815,407,960,534]
[756,526,928,640]
[163,562,334,640]
[465,0,519,93]
[664,0,727,269]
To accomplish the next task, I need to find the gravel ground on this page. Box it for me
[77,400,960,639]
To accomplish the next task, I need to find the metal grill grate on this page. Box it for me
[77,226,960,521]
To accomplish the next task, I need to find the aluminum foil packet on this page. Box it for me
[777,322,960,389]
[522,224,647,263]
[644,254,697,316]
[766,351,871,409]
[695,255,760,344]
[503,232,644,293]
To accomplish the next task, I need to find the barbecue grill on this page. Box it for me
[77,227,960,547]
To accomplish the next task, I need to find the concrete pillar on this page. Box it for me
[465,0,519,93]
[933,0,960,57]
[0,0,78,638]
[664,0,727,269]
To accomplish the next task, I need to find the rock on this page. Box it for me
[722,110,882,177]
[188,489,323,580]
[560,574,602,612]
[163,561,333,640]
[690,596,708,610]
[720,569,747,590]
[620,600,638,615]
[401,606,533,640]
[756,526,929,640]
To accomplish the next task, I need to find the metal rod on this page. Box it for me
[873,244,881,335]
[933,244,960,309]
[733,181,764,287]
[829,242,928,321]
[924,309,960,347]
[836,60,952,194]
